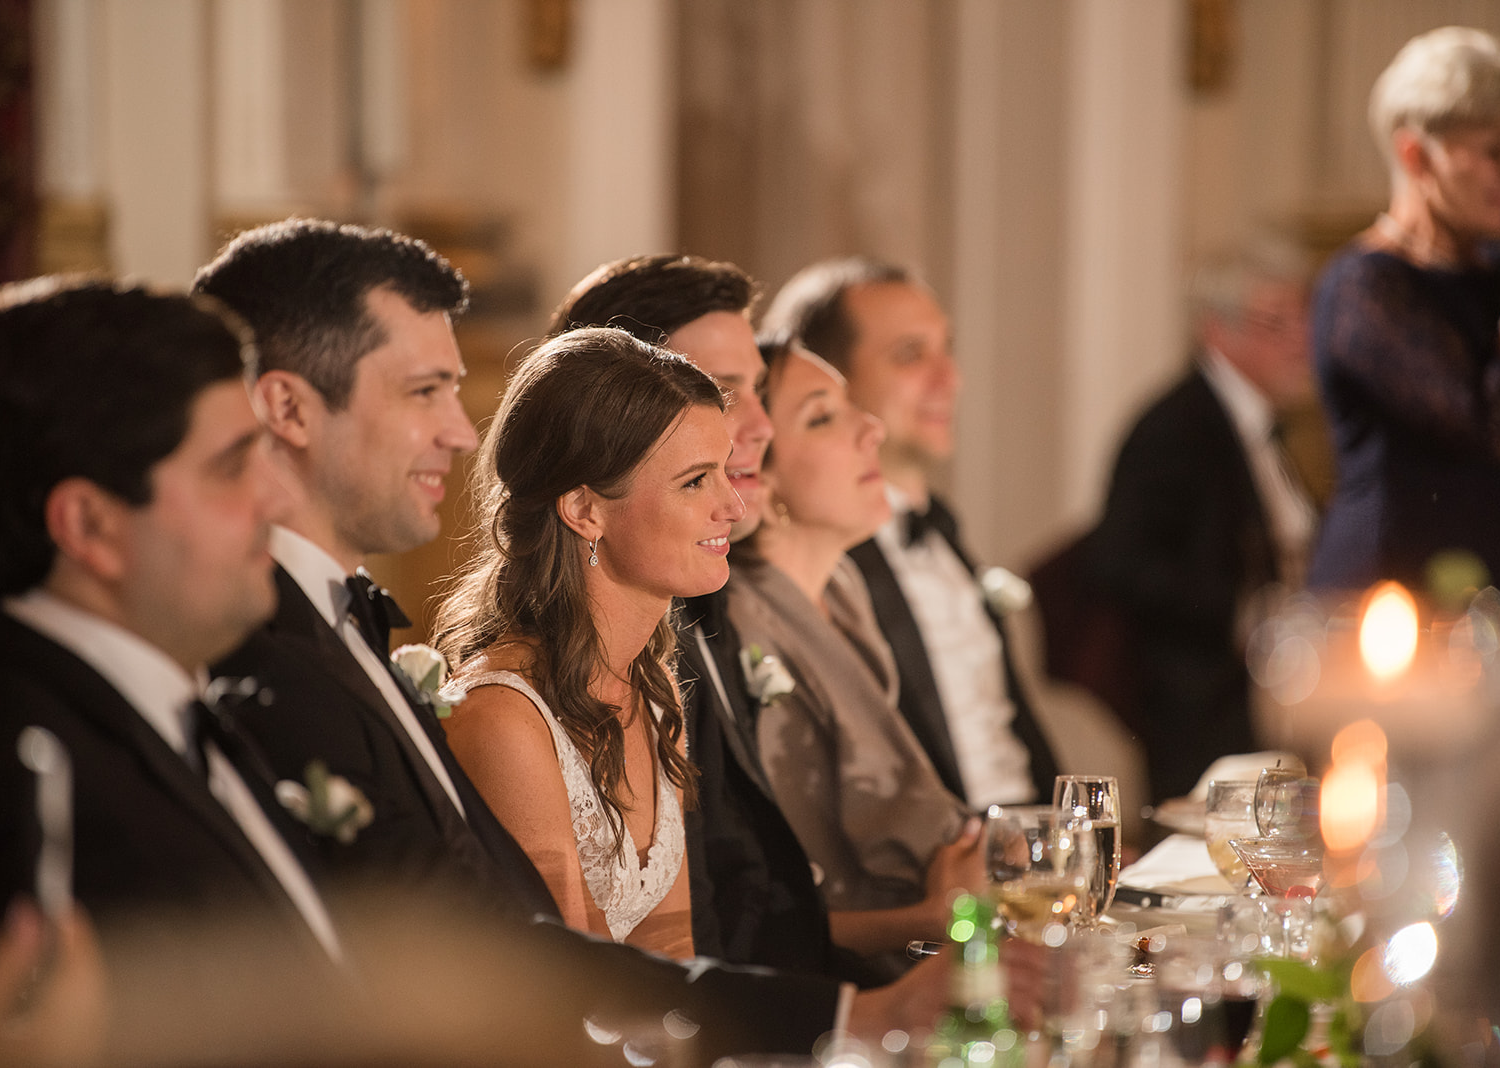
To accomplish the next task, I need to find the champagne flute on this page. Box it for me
[1052,775,1121,925]
[1203,780,1258,891]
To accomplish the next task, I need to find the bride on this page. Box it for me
[435,327,744,958]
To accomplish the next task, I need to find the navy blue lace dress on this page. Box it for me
[1308,238,1500,589]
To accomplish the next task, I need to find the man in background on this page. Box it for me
[763,258,1060,810]
[1087,241,1316,802]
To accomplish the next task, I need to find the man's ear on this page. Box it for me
[556,486,603,542]
[255,370,319,449]
[44,478,131,582]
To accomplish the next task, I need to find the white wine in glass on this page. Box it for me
[1053,775,1122,924]
[1203,780,1258,890]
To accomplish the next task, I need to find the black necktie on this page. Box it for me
[345,570,411,656]
[904,497,960,548]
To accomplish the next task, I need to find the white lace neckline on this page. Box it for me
[455,669,684,941]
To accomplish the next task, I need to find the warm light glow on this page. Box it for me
[1321,760,1382,852]
[1351,945,1397,1002]
[1330,719,1388,767]
[1359,583,1419,681]
[1382,922,1438,986]
[1360,584,1420,679]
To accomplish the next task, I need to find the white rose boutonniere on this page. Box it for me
[739,643,795,708]
[275,760,374,844]
[391,643,456,718]
[980,567,1033,617]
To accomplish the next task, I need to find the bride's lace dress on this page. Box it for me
[451,669,685,942]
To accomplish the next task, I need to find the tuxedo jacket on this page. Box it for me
[1088,367,1276,801]
[216,567,843,1061]
[215,566,557,918]
[677,590,851,980]
[0,612,325,966]
[847,509,1060,807]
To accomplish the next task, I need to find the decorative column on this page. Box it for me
[562,0,673,287]
[1058,0,1187,527]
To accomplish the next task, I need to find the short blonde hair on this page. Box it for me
[1369,26,1500,174]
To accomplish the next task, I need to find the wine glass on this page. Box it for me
[1052,775,1121,925]
[1254,767,1320,840]
[1203,780,1258,892]
[986,805,1094,942]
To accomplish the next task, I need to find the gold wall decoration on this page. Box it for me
[1188,0,1236,97]
[528,0,572,71]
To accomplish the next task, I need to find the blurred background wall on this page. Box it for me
[12,0,1500,630]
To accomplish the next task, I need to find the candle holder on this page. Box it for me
[1244,582,1500,1058]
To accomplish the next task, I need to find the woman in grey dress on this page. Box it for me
[726,337,981,974]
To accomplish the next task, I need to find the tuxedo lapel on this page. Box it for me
[260,568,560,919]
[846,539,968,800]
[265,568,474,844]
[1,615,310,919]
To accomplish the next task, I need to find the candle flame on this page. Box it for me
[1359,582,1419,681]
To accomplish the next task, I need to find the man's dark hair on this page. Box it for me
[546,253,755,342]
[193,218,467,409]
[0,278,255,595]
[759,256,911,373]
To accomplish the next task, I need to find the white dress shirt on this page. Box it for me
[872,485,1035,805]
[271,526,466,818]
[1200,348,1317,589]
[4,588,343,963]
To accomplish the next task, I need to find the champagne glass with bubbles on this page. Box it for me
[1052,775,1122,926]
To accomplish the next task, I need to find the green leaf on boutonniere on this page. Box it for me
[1258,994,1311,1065]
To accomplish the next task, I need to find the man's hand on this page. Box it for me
[1,899,107,1067]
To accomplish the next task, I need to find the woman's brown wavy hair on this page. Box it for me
[435,327,722,857]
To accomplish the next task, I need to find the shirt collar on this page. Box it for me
[1200,346,1274,441]
[270,525,353,628]
[4,588,201,754]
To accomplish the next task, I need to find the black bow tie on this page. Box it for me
[189,676,275,784]
[346,570,411,656]
[903,498,959,548]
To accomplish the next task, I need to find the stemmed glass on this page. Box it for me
[1232,769,1324,958]
[985,805,1094,942]
[1203,780,1258,892]
[1255,766,1320,839]
[1052,775,1122,927]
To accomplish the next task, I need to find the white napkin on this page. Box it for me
[1118,833,1232,894]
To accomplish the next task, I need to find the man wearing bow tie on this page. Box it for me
[0,280,341,968]
[199,221,944,1062]
[763,258,1059,808]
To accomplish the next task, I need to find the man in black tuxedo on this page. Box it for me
[762,259,1060,809]
[0,280,342,969]
[548,254,844,980]
[198,222,945,1060]
[1087,244,1316,802]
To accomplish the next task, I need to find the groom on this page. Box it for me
[199,219,945,1061]
[0,279,341,968]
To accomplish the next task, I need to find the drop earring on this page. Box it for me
[588,538,599,567]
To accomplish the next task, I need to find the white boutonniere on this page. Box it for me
[275,760,374,844]
[980,566,1033,616]
[739,643,795,708]
[391,643,456,718]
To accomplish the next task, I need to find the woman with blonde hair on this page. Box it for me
[436,327,744,958]
[1310,26,1500,587]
